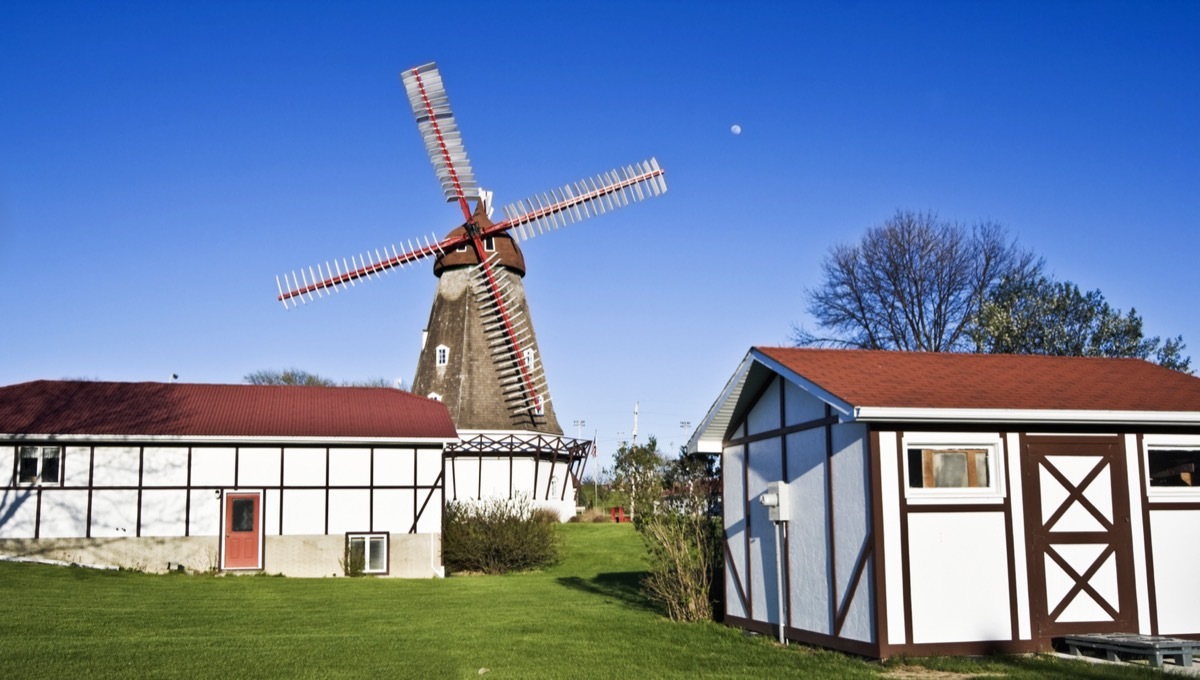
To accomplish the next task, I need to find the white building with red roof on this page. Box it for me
[0,381,457,577]
[689,347,1200,658]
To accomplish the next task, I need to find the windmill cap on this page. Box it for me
[433,205,527,277]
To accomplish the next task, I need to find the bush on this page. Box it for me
[442,496,561,575]
[340,541,365,577]
[639,510,722,622]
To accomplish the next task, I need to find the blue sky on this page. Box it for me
[3,1,1197,472]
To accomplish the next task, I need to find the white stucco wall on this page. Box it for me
[831,422,873,643]
[907,511,1011,643]
[785,427,831,634]
[724,443,748,620]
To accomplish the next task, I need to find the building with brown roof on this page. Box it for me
[0,380,457,577]
[688,347,1200,658]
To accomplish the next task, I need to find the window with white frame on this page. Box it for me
[1147,448,1200,489]
[484,237,495,252]
[902,435,1004,502]
[436,344,449,367]
[533,394,545,416]
[18,446,61,485]
[346,533,388,574]
[522,348,535,370]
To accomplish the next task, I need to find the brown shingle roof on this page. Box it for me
[0,381,458,439]
[755,347,1200,413]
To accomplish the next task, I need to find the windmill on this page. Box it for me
[275,62,667,518]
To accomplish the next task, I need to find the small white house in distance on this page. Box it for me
[0,380,457,577]
[688,347,1200,658]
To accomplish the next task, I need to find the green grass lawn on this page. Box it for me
[0,524,1163,679]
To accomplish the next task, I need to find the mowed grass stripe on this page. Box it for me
[0,524,1161,679]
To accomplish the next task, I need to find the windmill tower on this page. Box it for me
[276,62,666,519]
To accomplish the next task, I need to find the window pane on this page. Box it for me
[907,448,990,489]
[933,452,968,487]
[18,447,39,484]
[232,499,255,532]
[1149,449,1200,487]
[367,537,386,572]
[41,448,61,484]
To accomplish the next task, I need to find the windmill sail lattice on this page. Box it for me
[400,62,479,211]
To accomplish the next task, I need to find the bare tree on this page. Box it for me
[794,210,1040,352]
[243,369,400,388]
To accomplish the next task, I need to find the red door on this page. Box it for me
[223,493,261,569]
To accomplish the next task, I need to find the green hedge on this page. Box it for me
[442,496,561,574]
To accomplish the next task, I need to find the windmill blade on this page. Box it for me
[493,158,666,243]
[276,229,468,308]
[401,63,479,220]
[467,255,549,417]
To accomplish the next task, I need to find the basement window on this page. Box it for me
[1147,448,1200,490]
[902,436,1004,503]
[18,446,61,486]
[346,533,388,574]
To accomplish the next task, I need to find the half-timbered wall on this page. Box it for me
[444,454,578,521]
[723,375,876,655]
[1140,433,1200,636]
[0,441,444,576]
[876,429,1026,655]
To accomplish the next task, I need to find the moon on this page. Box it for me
[730,124,742,135]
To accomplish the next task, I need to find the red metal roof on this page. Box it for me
[755,347,1200,413]
[0,381,458,439]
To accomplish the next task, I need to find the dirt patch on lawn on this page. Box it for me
[882,668,986,679]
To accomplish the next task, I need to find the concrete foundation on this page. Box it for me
[0,533,443,578]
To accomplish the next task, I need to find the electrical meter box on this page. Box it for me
[759,481,790,522]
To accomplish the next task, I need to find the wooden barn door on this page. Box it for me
[223,492,262,570]
[1022,437,1136,639]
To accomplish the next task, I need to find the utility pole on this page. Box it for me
[632,401,639,447]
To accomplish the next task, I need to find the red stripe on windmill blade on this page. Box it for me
[470,254,544,413]
[276,230,468,305]
[490,158,666,244]
[402,63,476,220]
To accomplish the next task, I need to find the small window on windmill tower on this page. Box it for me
[484,237,495,252]
[522,348,535,369]
[533,395,545,416]
[436,345,449,367]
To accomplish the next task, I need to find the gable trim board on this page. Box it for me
[692,348,1200,658]
[0,381,456,577]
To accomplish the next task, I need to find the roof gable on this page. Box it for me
[0,381,458,441]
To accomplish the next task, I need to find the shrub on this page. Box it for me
[639,510,721,622]
[442,496,561,575]
[340,540,365,577]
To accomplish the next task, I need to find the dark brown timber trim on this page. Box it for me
[136,446,144,537]
[409,470,445,534]
[726,414,840,448]
[724,535,750,614]
[834,536,874,637]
